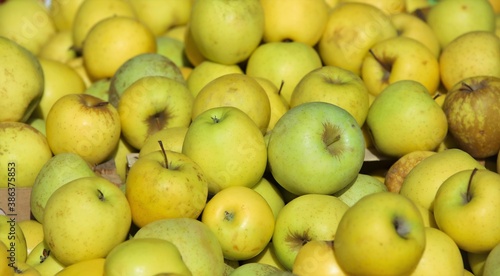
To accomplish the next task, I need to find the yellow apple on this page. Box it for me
[54,258,105,276]
[405,0,431,13]
[65,57,92,88]
[0,214,28,267]
[156,36,189,68]
[186,60,244,98]
[251,77,289,134]
[183,24,206,67]
[17,220,43,256]
[390,12,441,57]
[12,262,40,276]
[251,177,285,220]
[483,242,500,276]
[37,30,77,63]
[260,0,329,46]
[414,202,438,228]
[191,73,271,134]
[48,0,85,31]
[384,150,436,193]
[240,242,287,271]
[46,94,121,166]
[139,126,189,157]
[333,173,388,207]
[318,2,398,76]
[292,240,348,276]
[340,0,406,15]
[26,240,65,275]
[0,241,14,276]
[467,251,489,276]
[109,136,137,184]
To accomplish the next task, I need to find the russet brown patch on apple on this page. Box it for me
[145,111,172,137]
[285,228,311,251]
[322,122,343,156]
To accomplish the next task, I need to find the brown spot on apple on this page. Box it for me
[285,228,312,252]
[322,122,343,156]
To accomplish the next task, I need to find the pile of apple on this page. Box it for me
[1,0,500,275]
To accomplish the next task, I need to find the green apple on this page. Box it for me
[483,242,500,276]
[334,192,426,275]
[366,80,448,157]
[442,76,500,159]
[272,194,349,270]
[292,240,348,276]
[290,65,370,126]
[267,101,365,195]
[133,218,226,276]
[182,106,267,195]
[104,238,192,276]
[201,186,275,261]
[400,148,485,211]
[229,263,282,276]
[426,0,496,48]
[0,36,44,122]
[468,251,489,276]
[83,79,111,102]
[30,152,96,223]
[156,36,189,68]
[189,0,264,65]
[433,169,500,253]
[333,173,388,207]
[118,76,194,150]
[46,94,121,166]
[251,177,285,220]
[0,214,28,267]
[186,60,244,98]
[26,117,46,136]
[240,242,287,271]
[43,176,131,266]
[245,41,323,104]
[126,147,209,228]
[0,122,53,189]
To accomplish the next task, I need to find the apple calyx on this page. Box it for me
[368,49,392,82]
[464,168,479,204]
[322,122,342,156]
[158,140,169,169]
[393,216,411,239]
[211,115,220,124]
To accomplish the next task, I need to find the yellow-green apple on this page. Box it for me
[126,147,209,228]
[361,36,440,96]
[318,2,398,76]
[405,0,431,13]
[17,220,43,256]
[45,94,121,166]
[0,0,56,55]
[108,53,186,107]
[245,41,323,104]
[186,60,243,98]
[26,117,46,136]
[66,56,91,88]
[82,16,157,81]
[240,242,287,271]
[139,126,189,156]
[483,242,500,276]
[468,251,489,276]
[156,36,189,68]
[118,76,194,150]
[390,12,440,57]
[433,168,500,253]
[272,194,349,270]
[189,0,264,65]
[48,0,85,31]
[107,136,137,184]
[71,0,136,52]
[53,258,105,276]
[83,79,111,102]
[334,192,426,275]
[340,0,406,15]
[0,241,14,276]
[442,76,500,158]
[201,186,275,261]
[439,31,500,91]
[0,36,44,122]
[292,240,348,276]
[183,24,206,67]
[229,263,282,276]
[26,240,65,275]
[414,202,438,228]
[290,65,370,126]
[260,0,329,46]
[426,0,496,49]
[0,122,52,189]
[42,176,131,266]
[104,238,192,276]
[409,227,464,275]
[182,106,267,195]
[12,261,40,276]
[133,218,225,276]
[268,102,366,195]
[38,30,77,63]
[384,150,436,193]
[333,173,388,207]
[128,0,192,36]
[365,80,448,157]
[0,214,28,267]
[33,58,86,120]
[251,77,289,134]
[251,177,285,220]
[191,73,271,134]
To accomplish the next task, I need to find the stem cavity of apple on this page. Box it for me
[322,122,342,156]
[393,216,411,239]
[224,210,234,222]
[158,140,169,169]
[97,189,105,202]
[369,49,392,82]
[459,81,474,93]
[211,115,220,124]
[464,168,479,203]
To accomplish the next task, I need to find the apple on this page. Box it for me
[0,36,44,123]
[133,218,226,276]
[189,0,264,65]
[483,242,500,276]
[229,263,282,276]
[339,0,406,15]
[0,242,15,276]
[26,240,65,275]
[126,145,209,228]
[409,227,464,275]
[292,240,348,276]
[390,12,440,57]
[42,176,132,266]
[251,77,289,134]
[361,36,440,96]
[400,149,485,212]
[439,31,500,91]
[433,168,500,253]
[267,101,365,195]
[426,0,496,48]
[245,41,323,104]
[468,251,489,276]
[156,36,189,68]
[17,220,43,256]
[182,106,268,195]
[365,80,448,158]
[191,73,271,134]
[201,186,275,261]
[272,194,349,270]
[0,214,27,267]
[333,173,388,207]
[318,2,398,76]
[37,30,77,64]
[260,0,329,46]
[442,75,500,159]
[384,150,436,193]
[240,242,287,271]
[251,177,285,220]
[48,0,85,31]
[12,261,40,276]
[334,192,426,275]
[118,76,194,150]
[139,126,189,156]
[290,65,370,127]
[186,60,244,98]
[53,258,105,276]
[46,93,121,166]
[104,238,192,276]
[83,79,111,102]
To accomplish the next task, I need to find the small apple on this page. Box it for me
[139,126,189,156]
[333,173,388,207]
[17,220,43,256]
[185,60,243,98]
[53,258,105,276]
[229,263,282,276]
[251,177,285,220]
[292,240,348,276]
[334,192,426,275]
[38,30,77,65]
[240,242,287,271]
[48,0,85,32]
[0,214,27,267]
[468,251,489,276]
[483,242,500,276]
[384,150,436,193]
[390,12,440,57]
[251,77,289,134]
[26,240,65,275]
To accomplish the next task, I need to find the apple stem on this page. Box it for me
[158,140,169,169]
[97,189,104,201]
[460,82,474,93]
[278,80,284,96]
[369,49,392,73]
[466,168,478,202]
